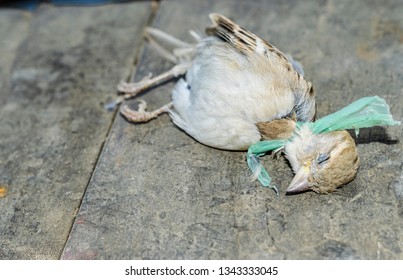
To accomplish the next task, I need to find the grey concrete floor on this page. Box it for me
[0,0,402,259]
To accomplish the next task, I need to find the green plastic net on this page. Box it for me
[247,96,400,195]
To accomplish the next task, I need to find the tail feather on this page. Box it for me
[207,13,297,73]
[206,13,255,55]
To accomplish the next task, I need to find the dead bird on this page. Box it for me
[112,14,362,194]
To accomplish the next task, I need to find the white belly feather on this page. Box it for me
[169,40,297,150]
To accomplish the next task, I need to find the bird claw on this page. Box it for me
[120,100,172,123]
[120,100,152,123]
[117,81,141,94]
[117,73,153,94]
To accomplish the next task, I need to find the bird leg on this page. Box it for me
[104,62,190,111]
[120,100,173,123]
[118,62,189,97]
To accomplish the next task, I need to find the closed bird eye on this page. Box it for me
[316,153,330,165]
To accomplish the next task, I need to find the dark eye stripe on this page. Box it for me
[317,153,330,164]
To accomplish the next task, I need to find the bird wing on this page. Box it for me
[206,13,300,76]
[207,13,316,122]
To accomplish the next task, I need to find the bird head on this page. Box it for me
[284,125,359,194]
[254,96,398,195]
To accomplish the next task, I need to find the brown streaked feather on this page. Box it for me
[207,13,297,74]
[256,119,296,140]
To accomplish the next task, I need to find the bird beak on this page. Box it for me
[286,167,310,194]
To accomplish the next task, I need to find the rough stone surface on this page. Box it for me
[0,3,152,259]
[1,0,402,260]
[0,10,32,102]
[62,0,402,259]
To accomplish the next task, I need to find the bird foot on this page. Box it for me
[117,73,153,94]
[120,100,172,123]
[120,100,152,123]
